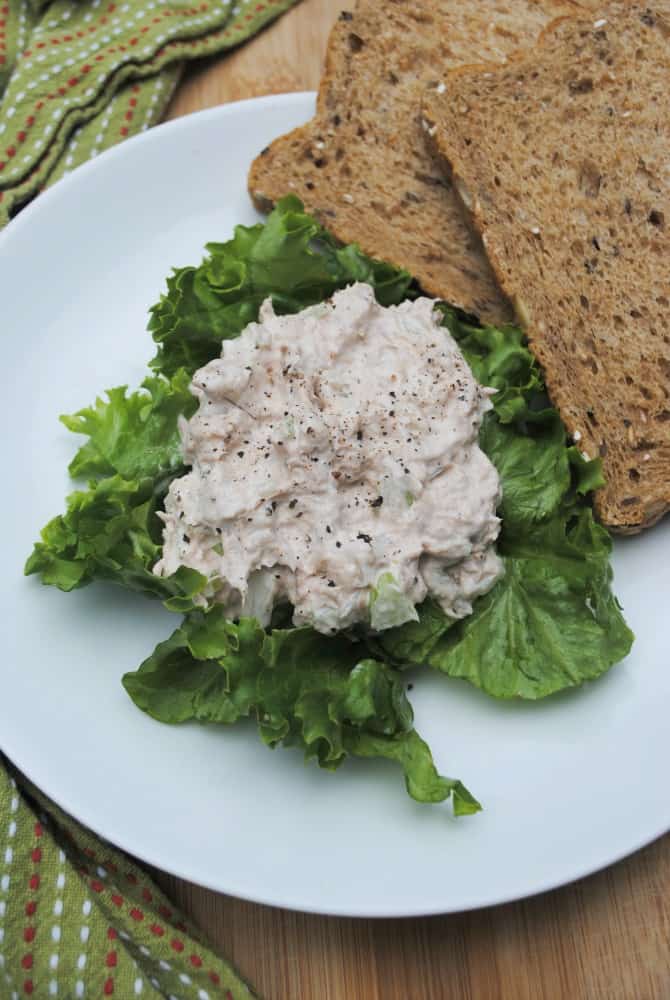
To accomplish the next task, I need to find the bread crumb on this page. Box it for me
[643,453,651,462]
[640,411,647,423]
[437,82,446,94]
[530,225,541,235]
[573,430,582,442]
[314,141,325,151]
[342,193,354,204]
[581,450,590,461]
[593,18,607,28]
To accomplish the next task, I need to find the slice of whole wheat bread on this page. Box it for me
[423,1,670,533]
[248,0,587,326]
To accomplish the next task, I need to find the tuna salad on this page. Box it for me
[154,282,503,634]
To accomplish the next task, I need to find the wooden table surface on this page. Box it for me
[161,3,670,997]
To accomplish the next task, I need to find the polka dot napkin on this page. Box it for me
[0,0,299,227]
[0,755,257,999]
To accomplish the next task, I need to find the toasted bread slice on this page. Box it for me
[249,1,586,326]
[423,1,670,533]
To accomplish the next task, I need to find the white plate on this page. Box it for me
[1,93,668,918]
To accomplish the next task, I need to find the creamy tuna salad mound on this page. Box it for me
[154,283,504,634]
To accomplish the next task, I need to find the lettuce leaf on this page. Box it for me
[122,610,479,814]
[374,328,633,697]
[24,472,206,600]
[148,195,414,378]
[61,370,196,481]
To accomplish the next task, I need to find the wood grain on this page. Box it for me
[161,2,670,997]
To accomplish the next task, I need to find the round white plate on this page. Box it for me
[1,93,668,918]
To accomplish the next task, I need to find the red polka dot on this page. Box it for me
[84,848,96,859]
[120,127,128,136]
[124,111,133,121]
[105,951,117,967]
[6,146,15,157]
[21,955,33,970]
[189,954,202,968]
[111,895,123,908]
[33,823,43,838]
[141,888,152,902]
[107,928,118,940]
[81,64,91,73]
[129,908,144,922]
[25,902,36,917]
[23,927,35,943]
[17,131,26,142]
[103,978,114,996]
[170,939,184,953]
[125,873,138,884]
[209,971,220,985]
[90,880,104,893]
[175,921,188,933]
[149,923,164,937]
[28,875,39,891]
[30,848,41,863]
[129,98,137,107]
[68,77,79,87]
[63,34,72,41]
[158,904,172,919]
[23,980,33,995]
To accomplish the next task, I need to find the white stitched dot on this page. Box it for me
[50,954,59,970]
[1,875,10,892]
[158,960,171,971]
[77,954,86,970]
[53,900,63,916]
[0,929,4,944]
[49,981,58,996]
[198,991,210,1000]
[80,926,89,943]
[75,982,84,998]
[4,849,12,865]
[179,974,191,986]
[56,873,65,890]
[133,979,143,995]
[0,902,5,917]
[10,798,18,813]
[7,823,15,838]
[51,926,61,942]
[139,945,150,956]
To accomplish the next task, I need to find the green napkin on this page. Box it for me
[0,755,257,998]
[0,0,299,227]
